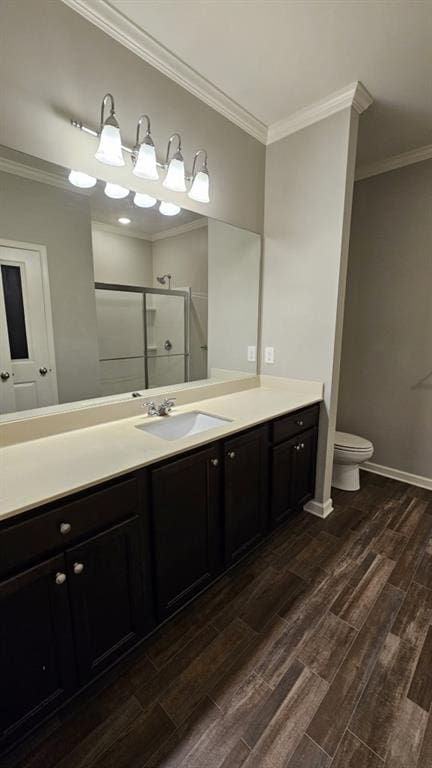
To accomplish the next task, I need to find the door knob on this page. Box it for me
[211,458,219,467]
[300,442,305,449]
[228,451,236,460]
[0,371,10,381]
[39,366,48,376]
[73,562,85,575]
[55,572,67,585]
[296,419,304,427]
[295,444,301,451]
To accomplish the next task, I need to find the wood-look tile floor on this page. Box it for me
[6,472,432,768]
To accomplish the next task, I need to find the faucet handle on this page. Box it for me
[143,400,157,416]
[161,397,176,413]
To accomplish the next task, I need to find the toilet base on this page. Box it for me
[332,462,360,491]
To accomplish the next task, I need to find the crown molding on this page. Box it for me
[266,81,373,145]
[355,143,432,181]
[0,156,73,192]
[61,0,267,143]
[151,217,208,241]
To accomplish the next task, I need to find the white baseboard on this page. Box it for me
[304,498,334,518]
[363,461,432,491]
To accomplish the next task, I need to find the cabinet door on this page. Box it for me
[292,427,318,509]
[224,426,269,565]
[66,517,147,685]
[270,435,297,529]
[151,444,221,620]
[0,554,76,744]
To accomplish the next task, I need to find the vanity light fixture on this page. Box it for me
[134,192,157,208]
[95,94,125,167]
[159,201,181,216]
[163,134,187,193]
[188,150,210,204]
[118,217,131,225]
[68,170,97,189]
[132,115,159,181]
[104,182,129,199]
[71,95,211,203]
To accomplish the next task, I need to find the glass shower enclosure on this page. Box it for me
[95,282,190,396]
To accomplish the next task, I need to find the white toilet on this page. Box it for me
[332,431,374,491]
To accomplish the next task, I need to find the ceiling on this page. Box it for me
[85,0,432,167]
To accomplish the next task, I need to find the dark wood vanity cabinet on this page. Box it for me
[0,403,320,755]
[224,425,269,565]
[65,517,148,684]
[270,407,319,528]
[0,554,76,741]
[150,444,222,621]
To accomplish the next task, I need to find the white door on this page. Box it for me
[0,244,58,414]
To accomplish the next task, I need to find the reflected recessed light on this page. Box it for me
[159,201,181,216]
[104,182,129,199]
[118,217,131,225]
[68,170,97,188]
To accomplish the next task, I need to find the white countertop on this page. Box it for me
[0,381,322,523]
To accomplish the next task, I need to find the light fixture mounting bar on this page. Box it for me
[71,118,132,154]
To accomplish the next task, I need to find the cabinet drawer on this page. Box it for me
[0,475,139,578]
[272,404,320,445]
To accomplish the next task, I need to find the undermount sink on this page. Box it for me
[136,411,232,441]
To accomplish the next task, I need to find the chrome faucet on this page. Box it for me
[144,397,176,417]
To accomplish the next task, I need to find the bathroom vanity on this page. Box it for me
[0,393,320,752]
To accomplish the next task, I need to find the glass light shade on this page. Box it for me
[188,169,210,203]
[159,201,181,216]
[163,155,186,192]
[104,182,129,199]
[133,140,159,181]
[68,170,97,189]
[95,124,125,167]
[134,192,157,208]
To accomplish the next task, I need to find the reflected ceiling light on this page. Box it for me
[132,115,159,181]
[95,94,125,167]
[134,192,157,208]
[68,170,97,189]
[188,149,210,204]
[159,201,181,216]
[104,182,129,199]
[118,217,131,225]
[163,133,186,192]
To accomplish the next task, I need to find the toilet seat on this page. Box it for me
[334,431,373,452]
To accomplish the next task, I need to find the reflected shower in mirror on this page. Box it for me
[0,145,261,417]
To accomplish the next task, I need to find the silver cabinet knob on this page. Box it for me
[295,444,301,451]
[0,371,10,381]
[296,419,304,427]
[228,451,236,460]
[39,366,48,376]
[60,522,72,535]
[73,562,84,575]
[211,458,219,467]
[301,442,305,449]
[55,572,66,585]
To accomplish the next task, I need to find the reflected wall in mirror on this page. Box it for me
[0,146,261,417]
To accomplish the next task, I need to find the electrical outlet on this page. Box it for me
[247,345,256,363]
[265,346,274,364]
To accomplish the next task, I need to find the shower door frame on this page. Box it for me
[95,282,191,391]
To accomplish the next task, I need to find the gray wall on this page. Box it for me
[0,0,265,234]
[0,171,101,403]
[208,220,261,375]
[261,109,359,509]
[92,227,153,286]
[338,160,432,479]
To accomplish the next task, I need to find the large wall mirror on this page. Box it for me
[0,146,261,418]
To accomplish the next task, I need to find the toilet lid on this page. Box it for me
[335,431,373,451]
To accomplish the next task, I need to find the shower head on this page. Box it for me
[157,274,172,289]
